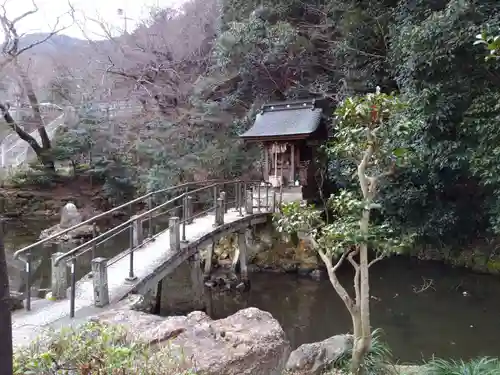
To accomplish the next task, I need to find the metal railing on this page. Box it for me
[13,179,275,316]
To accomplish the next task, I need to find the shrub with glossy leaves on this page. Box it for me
[474,31,500,60]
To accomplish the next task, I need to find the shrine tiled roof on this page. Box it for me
[240,99,323,140]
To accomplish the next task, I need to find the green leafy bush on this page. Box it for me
[8,164,54,187]
[14,321,197,375]
[474,31,500,61]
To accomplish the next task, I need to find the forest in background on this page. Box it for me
[1,0,500,253]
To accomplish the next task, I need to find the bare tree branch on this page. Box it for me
[412,278,435,293]
[367,253,385,268]
[0,0,69,170]
[316,244,357,314]
[0,0,70,65]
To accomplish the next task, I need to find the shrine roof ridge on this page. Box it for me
[240,98,323,141]
[259,98,318,113]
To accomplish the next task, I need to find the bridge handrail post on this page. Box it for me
[237,183,243,217]
[126,215,141,282]
[92,257,109,307]
[256,185,261,213]
[70,258,76,318]
[220,191,227,214]
[220,196,225,224]
[181,196,188,243]
[147,195,153,238]
[51,252,68,300]
[180,196,187,242]
[213,185,218,214]
[91,223,97,261]
[25,251,32,311]
[271,190,277,213]
[235,182,240,211]
[214,197,224,226]
[186,195,193,224]
[132,217,143,249]
[265,184,269,210]
[169,217,180,252]
[245,189,253,214]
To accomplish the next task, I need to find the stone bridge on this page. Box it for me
[11,180,290,347]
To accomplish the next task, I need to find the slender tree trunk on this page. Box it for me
[14,61,51,149]
[12,61,55,172]
[354,210,373,373]
[351,141,375,374]
[0,218,13,375]
[0,105,55,172]
[350,310,364,375]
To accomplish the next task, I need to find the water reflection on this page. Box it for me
[208,256,500,362]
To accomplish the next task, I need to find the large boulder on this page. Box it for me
[286,335,352,375]
[93,306,291,375]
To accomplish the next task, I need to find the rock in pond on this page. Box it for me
[39,202,97,244]
[286,334,352,375]
[92,306,291,375]
[60,202,82,229]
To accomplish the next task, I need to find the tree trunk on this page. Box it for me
[0,218,13,375]
[352,140,375,375]
[351,209,373,375]
[11,61,55,173]
[360,210,373,343]
[0,105,55,172]
[14,61,51,149]
[350,310,364,375]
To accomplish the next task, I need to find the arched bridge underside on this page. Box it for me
[131,212,270,296]
[11,180,280,347]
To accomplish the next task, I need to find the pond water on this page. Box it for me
[208,258,500,362]
[5,220,500,362]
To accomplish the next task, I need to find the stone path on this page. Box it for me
[11,208,268,348]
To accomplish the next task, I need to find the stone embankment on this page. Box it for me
[204,226,324,283]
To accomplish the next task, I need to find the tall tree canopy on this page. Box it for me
[200,0,500,248]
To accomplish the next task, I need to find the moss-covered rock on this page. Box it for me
[252,239,319,273]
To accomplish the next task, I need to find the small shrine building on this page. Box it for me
[239,98,329,202]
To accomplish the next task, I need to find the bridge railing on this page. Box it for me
[13,179,275,316]
[13,180,229,309]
